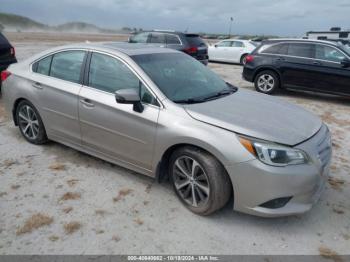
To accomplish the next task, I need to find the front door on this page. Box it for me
[310,44,350,94]
[78,52,160,172]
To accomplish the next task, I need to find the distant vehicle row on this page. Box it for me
[129,30,209,65]
[243,39,350,96]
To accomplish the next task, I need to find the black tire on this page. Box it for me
[169,146,232,215]
[240,54,248,65]
[15,100,48,144]
[254,70,280,94]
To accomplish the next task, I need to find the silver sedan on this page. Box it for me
[1,43,332,217]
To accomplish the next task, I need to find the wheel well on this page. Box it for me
[12,98,27,126]
[156,143,233,187]
[253,68,282,87]
[240,53,248,61]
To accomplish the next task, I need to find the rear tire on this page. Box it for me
[240,54,248,65]
[169,146,232,216]
[15,100,48,145]
[254,70,280,94]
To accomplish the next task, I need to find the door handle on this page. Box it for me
[32,82,43,89]
[276,57,285,61]
[80,98,95,108]
[312,61,321,65]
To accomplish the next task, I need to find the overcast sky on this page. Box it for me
[1,0,349,36]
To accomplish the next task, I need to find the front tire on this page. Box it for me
[169,146,232,215]
[16,100,48,144]
[254,70,280,94]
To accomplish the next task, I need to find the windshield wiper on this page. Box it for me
[201,88,236,102]
[174,84,238,104]
[173,98,206,104]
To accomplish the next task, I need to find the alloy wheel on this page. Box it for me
[173,156,210,207]
[18,105,40,140]
[257,74,275,92]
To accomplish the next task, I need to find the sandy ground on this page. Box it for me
[0,32,349,256]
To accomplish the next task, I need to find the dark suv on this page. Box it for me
[129,30,208,65]
[243,39,350,96]
[0,32,17,89]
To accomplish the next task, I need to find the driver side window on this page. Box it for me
[217,41,232,47]
[88,52,158,106]
[315,45,346,63]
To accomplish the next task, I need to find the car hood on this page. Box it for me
[184,89,322,146]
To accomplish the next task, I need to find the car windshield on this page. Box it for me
[132,53,236,103]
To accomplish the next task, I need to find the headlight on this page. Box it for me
[239,136,308,166]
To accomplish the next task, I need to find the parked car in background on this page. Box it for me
[208,39,257,65]
[0,32,17,90]
[2,43,331,217]
[129,30,208,65]
[243,39,350,96]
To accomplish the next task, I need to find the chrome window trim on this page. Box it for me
[259,41,350,64]
[86,49,163,109]
[30,48,164,108]
[30,48,88,86]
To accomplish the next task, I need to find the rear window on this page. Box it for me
[185,35,206,47]
[260,43,288,55]
[287,43,313,58]
[34,55,52,75]
[50,51,86,84]
[149,33,166,44]
[166,34,181,45]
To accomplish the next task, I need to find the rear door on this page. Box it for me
[276,43,317,89]
[230,41,246,62]
[79,52,160,172]
[310,44,350,94]
[32,50,87,145]
[148,33,166,47]
[210,41,232,61]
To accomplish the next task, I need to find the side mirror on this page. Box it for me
[115,88,144,113]
[214,44,218,48]
[341,58,350,68]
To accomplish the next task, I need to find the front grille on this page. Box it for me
[317,126,332,172]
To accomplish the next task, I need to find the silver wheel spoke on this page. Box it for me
[19,105,40,140]
[173,156,210,208]
[175,180,190,190]
[175,160,191,178]
[194,181,209,196]
[191,160,200,177]
[23,123,31,134]
[19,112,29,122]
[195,185,206,201]
[191,184,198,207]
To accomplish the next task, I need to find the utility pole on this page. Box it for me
[229,17,233,38]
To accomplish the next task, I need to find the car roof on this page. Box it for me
[264,38,338,46]
[49,42,179,56]
[219,39,252,42]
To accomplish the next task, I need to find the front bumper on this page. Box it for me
[226,125,332,217]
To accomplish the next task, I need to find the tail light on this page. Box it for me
[10,47,15,57]
[184,46,198,54]
[245,55,254,63]
[1,70,11,82]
